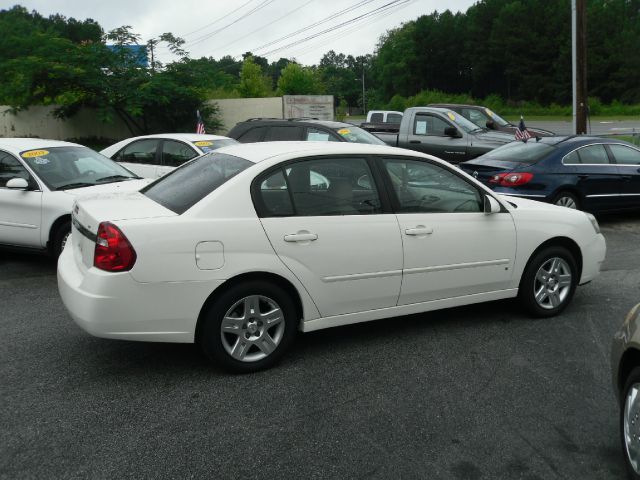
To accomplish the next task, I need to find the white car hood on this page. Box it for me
[62,179,151,196]
[499,194,558,212]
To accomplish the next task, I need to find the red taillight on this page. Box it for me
[94,222,136,272]
[489,172,533,186]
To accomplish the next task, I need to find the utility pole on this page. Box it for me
[572,0,588,134]
[361,66,366,116]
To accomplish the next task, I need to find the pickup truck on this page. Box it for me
[372,107,514,164]
[360,110,403,133]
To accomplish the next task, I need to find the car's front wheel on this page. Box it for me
[199,281,297,373]
[52,221,71,258]
[622,367,640,479]
[519,246,578,317]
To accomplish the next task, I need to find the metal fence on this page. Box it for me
[594,128,640,146]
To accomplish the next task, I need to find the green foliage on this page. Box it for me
[276,63,323,95]
[238,56,273,98]
[335,98,348,121]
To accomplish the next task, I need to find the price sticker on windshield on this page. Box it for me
[194,141,213,147]
[21,149,49,158]
[337,128,351,135]
[446,112,456,121]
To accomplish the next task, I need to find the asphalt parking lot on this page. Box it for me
[2,212,640,479]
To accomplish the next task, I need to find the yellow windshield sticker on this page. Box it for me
[485,108,495,118]
[447,112,456,121]
[337,128,351,135]
[21,149,49,158]
[193,141,213,147]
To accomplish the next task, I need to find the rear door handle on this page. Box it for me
[577,174,589,179]
[622,175,632,181]
[405,226,433,236]
[409,140,421,144]
[284,232,318,242]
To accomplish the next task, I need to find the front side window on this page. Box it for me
[306,128,340,142]
[118,139,160,164]
[413,114,452,136]
[0,152,30,187]
[383,158,482,213]
[142,152,252,214]
[609,144,640,165]
[255,157,382,217]
[162,140,198,167]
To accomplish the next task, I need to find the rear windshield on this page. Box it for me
[141,152,252,214]
[483,141,555,163]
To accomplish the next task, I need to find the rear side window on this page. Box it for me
[264,126,303,141]
[237,126,267,143]
[577,144,610,164]
[117,139,160,164]
[142,153,252,214]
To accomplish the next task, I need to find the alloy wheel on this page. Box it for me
[220,295,285,362]
[625,383,640,474]
[533,257,572,309]
[555,196,577,209]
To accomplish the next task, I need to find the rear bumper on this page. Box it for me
[57,245,221,343]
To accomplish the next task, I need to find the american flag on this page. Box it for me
[515,116,532,141]
[196,110,206,135]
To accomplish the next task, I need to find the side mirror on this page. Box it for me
[486,120,496,130]
[444,127,461,138]
[6,178,29,189]
[484,195,501,215]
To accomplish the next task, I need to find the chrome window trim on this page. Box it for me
[562,142,640,166]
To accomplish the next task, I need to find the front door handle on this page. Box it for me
[577,174,589,180]
[405,226,434,236]
[621,175,632,181]
[284,232,318,242]
[409,140,421,144]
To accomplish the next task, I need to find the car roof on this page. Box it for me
[429,103,483,109]
[404,106,456,115]
[235,118,353,129]
[213,141,430,164]
[0,137,83,155]
[115,133,232,142]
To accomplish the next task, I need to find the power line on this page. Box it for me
[259,0,409,57]
[205,0,315,56]
[180,0,256,38]
[290,0,416,60]
[250,0,377,53]
[186,0,278,48]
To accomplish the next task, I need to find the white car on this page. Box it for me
[100,133,238,179]
[0,138,149,256]
[58,142,606,372]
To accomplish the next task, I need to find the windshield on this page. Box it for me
[193,138,238,153]
[141,152,252,214]
[333,126,386,145]
[483,108,510,127]
[441,110,483,133]
[483,141,555,163]
[20,146,138,190]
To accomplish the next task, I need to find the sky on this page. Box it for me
[6,0,476,65]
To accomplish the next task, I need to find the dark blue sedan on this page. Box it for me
[459,136,640,213]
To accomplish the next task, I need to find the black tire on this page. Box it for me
[518,246,578,317]
[52,221,71,258]
[553,191,580,210]
[198,280,298,373]
[621,367,640,479]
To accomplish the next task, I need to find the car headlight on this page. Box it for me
[586,213,600,234]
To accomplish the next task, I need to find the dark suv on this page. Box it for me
[227,118,386,145]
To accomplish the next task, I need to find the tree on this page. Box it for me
[237,56,273,98]
[276,63,323,95]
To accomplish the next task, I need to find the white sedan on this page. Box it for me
[0,138,148,256]
[58,142,606,372]
[100,133,238,179]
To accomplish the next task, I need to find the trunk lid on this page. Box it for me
[71,191,176,270]
[459,158,536,184]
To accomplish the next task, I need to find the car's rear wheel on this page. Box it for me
[519,246,577,317]
[199,281,297,373]
[622,367,640,479]
[553,191,580,210]
[52,221,71,258]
